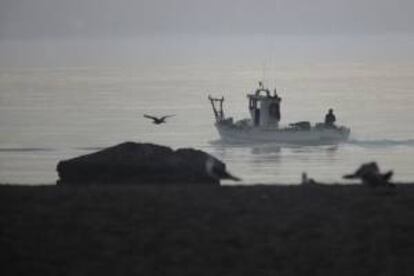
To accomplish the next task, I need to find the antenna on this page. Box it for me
[273,79,278,96]
[261,61,267,85]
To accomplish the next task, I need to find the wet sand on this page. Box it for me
[1,183,414,275]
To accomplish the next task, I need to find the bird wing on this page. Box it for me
[160,115,175,120]
[143,114,158,120]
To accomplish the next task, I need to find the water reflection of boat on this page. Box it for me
[208,82,350,144]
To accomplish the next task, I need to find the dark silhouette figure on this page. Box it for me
[343,162,395,188]
[324,108,336,128]
[205,156,241,182]
[143,114,175,125]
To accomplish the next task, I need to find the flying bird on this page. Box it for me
[143,114,175,125]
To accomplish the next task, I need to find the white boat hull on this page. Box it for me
[216,124,350,144]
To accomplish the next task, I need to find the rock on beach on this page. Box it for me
[57,142,238,186]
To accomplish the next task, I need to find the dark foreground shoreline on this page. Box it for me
[1,183,414,275]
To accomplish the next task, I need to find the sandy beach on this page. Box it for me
[1,183,414,275]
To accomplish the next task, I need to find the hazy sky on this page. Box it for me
[1,0,414,39]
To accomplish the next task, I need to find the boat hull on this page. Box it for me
[216,124,350,144]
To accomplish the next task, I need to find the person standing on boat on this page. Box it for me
[325,108,336,128]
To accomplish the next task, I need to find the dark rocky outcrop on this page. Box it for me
[57,142,239,186]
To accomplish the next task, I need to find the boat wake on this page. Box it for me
[347,139,414,147]
[209,139,340,148]
[209,138,414,148]
[0,146,105,153]
[0,147,54,152]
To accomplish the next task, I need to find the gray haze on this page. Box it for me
[1,0,414,66]
[1,0,414,39]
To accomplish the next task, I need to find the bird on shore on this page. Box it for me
[343,162,394,188]
[143,114,175,125]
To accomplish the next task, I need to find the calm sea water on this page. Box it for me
[1,38,414,184]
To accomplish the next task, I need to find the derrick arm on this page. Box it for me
[208,95,225,122]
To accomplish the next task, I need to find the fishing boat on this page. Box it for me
[208,82,350,144]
